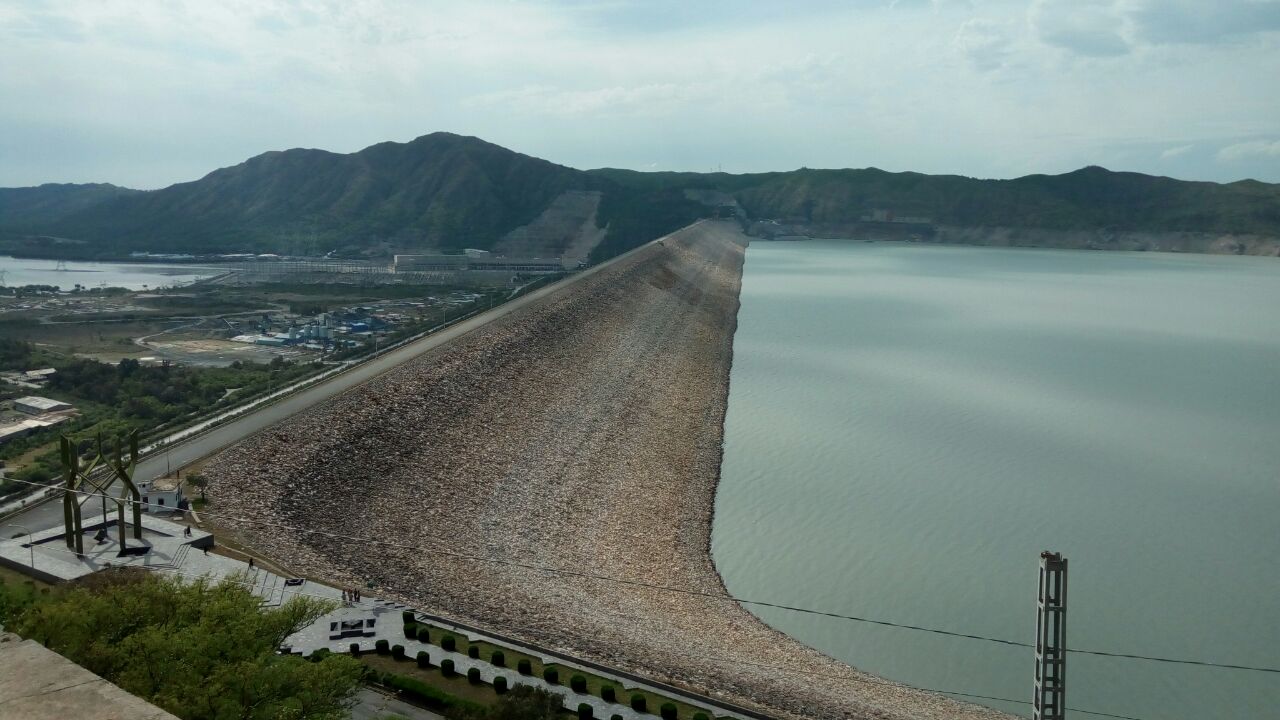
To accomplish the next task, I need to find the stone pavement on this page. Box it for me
[349,687,445,720]
[0,631,180,720]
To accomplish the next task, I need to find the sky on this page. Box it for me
[1,0,1278,189]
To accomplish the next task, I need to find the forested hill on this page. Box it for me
[592,166,1280,236]
[2,133,1278,260]
[0,183,141,227]
[0,134,601,257]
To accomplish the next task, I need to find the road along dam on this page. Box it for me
[204,220,1011,720]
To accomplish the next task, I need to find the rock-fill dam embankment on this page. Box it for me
[204,220,1012,720]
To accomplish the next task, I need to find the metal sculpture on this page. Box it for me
[59,435,100,555]
[58,430,143,553]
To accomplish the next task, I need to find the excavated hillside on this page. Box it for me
[203,220,1011,720]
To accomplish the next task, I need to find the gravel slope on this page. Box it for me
[204,221,1013,720]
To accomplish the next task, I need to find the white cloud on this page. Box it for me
[953,18,1014,71]
[0,0,1278,185]
[1125,0,1280,45]
[1031,0,1130,57]
[1160,144,1194,159]
[1216,139,1280,162]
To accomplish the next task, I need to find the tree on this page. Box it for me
[188,473,210,501]
[8,569,361,720]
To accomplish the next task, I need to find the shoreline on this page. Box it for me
[203,221,1013,720]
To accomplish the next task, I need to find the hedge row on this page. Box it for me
[384,620,714,719]
[380,671,486,715]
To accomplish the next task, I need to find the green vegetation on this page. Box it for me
[455,686,565,720]
[630,693,647,712]
[417,650,431,668]
[0,569,362,720]
[661,702,678,720]
[0,337,319,498]
[468,667,482,684]
[391,618,714,720]
[378,670,486,715]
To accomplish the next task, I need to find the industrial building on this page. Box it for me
[13,396,74,415]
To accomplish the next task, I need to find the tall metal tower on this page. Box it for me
[1034,551,1068,720]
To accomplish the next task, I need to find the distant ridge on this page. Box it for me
[2,133,1278,260]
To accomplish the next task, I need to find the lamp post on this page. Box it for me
[3,524,35,569]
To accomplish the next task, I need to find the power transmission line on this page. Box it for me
[7,476,1279,675]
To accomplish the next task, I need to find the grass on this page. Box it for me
[0,561,52,591]
[360,653,501,707]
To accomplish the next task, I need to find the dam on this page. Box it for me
[204,221,1010,720]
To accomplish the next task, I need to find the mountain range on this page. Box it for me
[2,132,1278,261]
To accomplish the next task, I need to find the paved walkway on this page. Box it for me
[286,598,737,720]
[349,687,444,720]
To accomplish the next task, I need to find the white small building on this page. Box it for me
[137,477,185,513]
[13,396,73,415]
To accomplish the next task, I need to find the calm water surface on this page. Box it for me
[713,240,1280,719]
[0,255,221,290]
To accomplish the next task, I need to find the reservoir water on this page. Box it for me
[713,240,1280,719]
[0,255,221,291]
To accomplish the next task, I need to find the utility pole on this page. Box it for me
[1034,551,1068,720]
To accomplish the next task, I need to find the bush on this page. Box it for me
[517,659,532,675]
[660,703,677,720]
[309,648,331,662]
[349,643,361,657]
[693,714,709,720]
[416,626,430,644]
[494,676,509,694]
[612,715,623,720]
[630,694,647,713]
[391,644,405,660]
[491,650,506,667]
[375,639,390,655]
[578,703,594,720]
[600,685,616,703]
[441,635,456,651]
[403,622,418,639]
[402,610,415,624]
[441,659,455,676]
[416,650,430,668]
[382,671,485,714]
[468,667,481,684]
[468,645,480,659]
[570,674,588,693]
[543,667,559,685]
